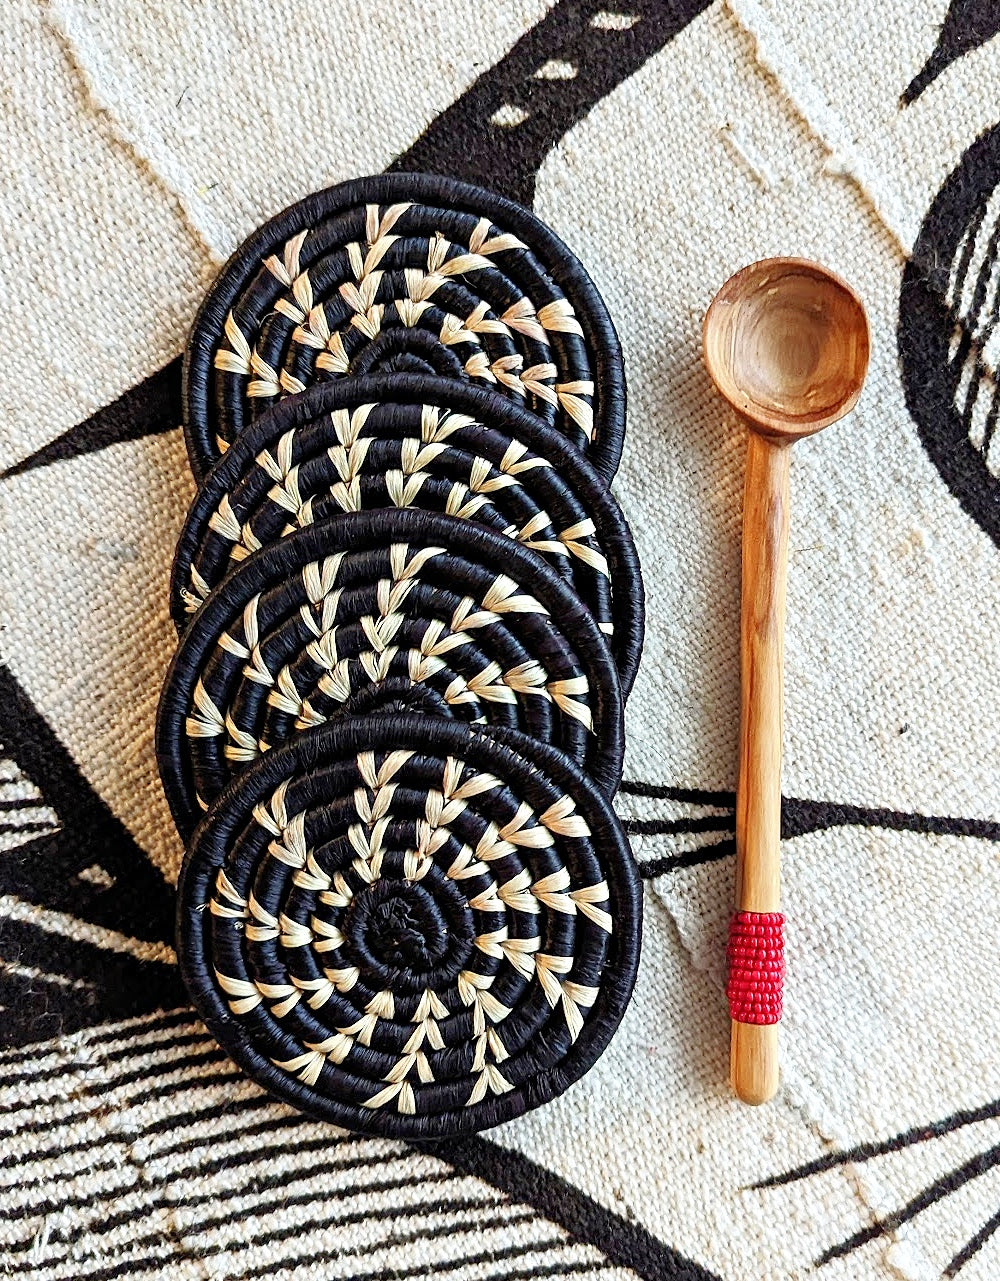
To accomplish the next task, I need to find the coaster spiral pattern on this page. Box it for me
[178,715,641,1137]
[184,173,625,483]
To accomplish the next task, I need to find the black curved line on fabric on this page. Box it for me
[0,819,57,837]
[816,1141,1000,1270]
[899,122,1000,550]
[630,815,733,837]
[635,838,734,878]
[754,1096,1000,1188]
[624,784,1000,845]
[86,1045,227,1096]
[148,1116,365,1178]
[1,0,712,481]
[620,780,735,805]
[392,0,713,206]
[901,0,1000,105]
[755,1096,1000,1275]
[141,1102,303,1156]
[0,795,59,812]
[423,1135,723,1281]
[946,1205,1000,1277]
[781,798,1000,842]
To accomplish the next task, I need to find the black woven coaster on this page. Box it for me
[171,375,644,694]
[158,508,625,839]
[177,714,642,1138]
[183,173,625,483]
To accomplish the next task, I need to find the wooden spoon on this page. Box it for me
[703,258,869,1104]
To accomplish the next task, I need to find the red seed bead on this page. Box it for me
[725,911,785,1025]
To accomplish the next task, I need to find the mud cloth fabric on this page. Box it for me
[2,2,1000,1279]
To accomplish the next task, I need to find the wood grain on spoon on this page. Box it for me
[703,258,869,1105]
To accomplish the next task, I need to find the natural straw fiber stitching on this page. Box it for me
[176,713,642,1138]
[157,508,625,840]
[171,375,644,694]
[183,173,625,483]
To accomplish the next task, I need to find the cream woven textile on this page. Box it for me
[2,2,999,1278]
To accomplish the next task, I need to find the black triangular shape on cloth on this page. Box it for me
[2,356,181,480]
[0,664,175,944]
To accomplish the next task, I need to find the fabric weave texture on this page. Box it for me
[2,1,999,1278]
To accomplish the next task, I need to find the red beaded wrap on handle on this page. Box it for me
[726,911,785,1025]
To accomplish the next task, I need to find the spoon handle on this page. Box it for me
[729,429,789,1104]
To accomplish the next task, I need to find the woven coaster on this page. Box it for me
[176,713,642,1138]
[157,508,625,839]
[172,375,644,694]
[183,173,625,483]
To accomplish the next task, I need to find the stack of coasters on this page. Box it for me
[158,173,645,1137]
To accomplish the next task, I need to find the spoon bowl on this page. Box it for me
[703,258,869,441]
